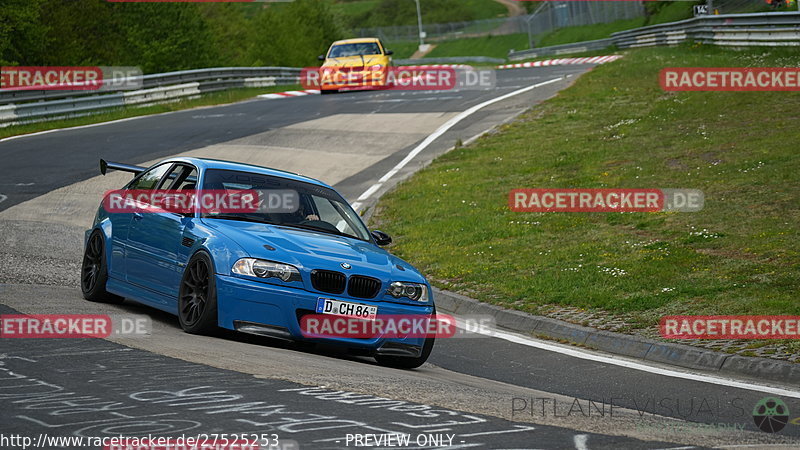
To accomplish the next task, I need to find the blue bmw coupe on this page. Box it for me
[82,157,435,368]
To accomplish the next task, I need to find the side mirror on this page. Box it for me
[318,55,326,61]
[371,230,392,246]
[385,50,394,56]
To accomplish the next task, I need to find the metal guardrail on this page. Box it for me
[0,67,302,126]
[508,38,614,61]
[612,11,800,48]
[508,11,800,61]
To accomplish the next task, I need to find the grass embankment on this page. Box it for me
[0,85,300,140]
[371,46,800,340]
[425,34,530,59]
[535,18,646,48]
[386,42,421,59]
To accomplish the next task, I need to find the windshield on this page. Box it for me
[201,169,371,241]
[328,42,382,58]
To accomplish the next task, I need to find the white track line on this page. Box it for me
[0,113,180,143]
[454,318,800,399]
[351,76,564,211]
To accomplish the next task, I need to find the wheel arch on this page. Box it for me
[86,221,114,271]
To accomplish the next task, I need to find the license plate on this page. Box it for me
[316,298,378,321]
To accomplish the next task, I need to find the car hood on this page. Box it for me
[323,55,387,68]
[202,219,426,283]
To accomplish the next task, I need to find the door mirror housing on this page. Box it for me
[371,230,392,246]
[318,55,326,61]
[385,50,394,56]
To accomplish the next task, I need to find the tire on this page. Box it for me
[321,89,337,95]
[375,336,435,370]
[81,231,124,304]
[178,251,218,335]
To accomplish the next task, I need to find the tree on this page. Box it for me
[0,0,47,66]
[249,0,345,67]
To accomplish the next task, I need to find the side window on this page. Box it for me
[128,164,172,191]
[174,168,198,191]
[162,165,198,191]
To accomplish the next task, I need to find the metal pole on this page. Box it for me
[415,0,424,46]
[528,17,534,49]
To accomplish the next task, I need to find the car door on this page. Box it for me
[108,163,172,281]
[125,163,196,300]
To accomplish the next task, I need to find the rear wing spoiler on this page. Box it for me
[100,159,146,176]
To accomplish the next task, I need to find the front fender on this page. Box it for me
[181,219,250,278]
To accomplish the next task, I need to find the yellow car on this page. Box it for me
[317,38,393,94]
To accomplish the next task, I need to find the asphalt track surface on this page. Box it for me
[0,65,799,449]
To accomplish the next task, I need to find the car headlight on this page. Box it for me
[387,282,428,302]
[232,258,301,282]
[370,65,384,71]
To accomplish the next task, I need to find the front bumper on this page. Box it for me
[320,69,387,90]
[215,274,433,354]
